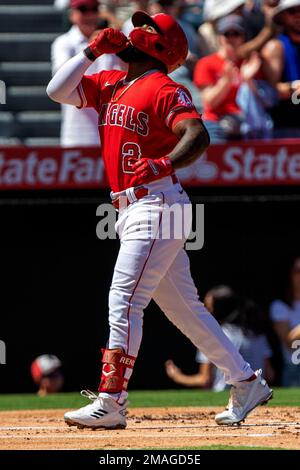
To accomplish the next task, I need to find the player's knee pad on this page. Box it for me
[98,348,136,393]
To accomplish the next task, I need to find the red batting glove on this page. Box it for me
[132,156,173,185]
[85,28,129,60]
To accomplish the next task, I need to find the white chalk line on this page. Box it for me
[0,422,299,432]
[131,422,300,430]
[0,426,62,431]
[0,432,275,440]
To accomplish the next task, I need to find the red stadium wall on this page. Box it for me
[1,139,300,190]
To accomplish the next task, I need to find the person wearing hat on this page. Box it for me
[31,355,64,396]
[198,0,245,55]
[51,0,123,147]
[262,0,300,136]
[194,14,274,142]
[199,0,279,58]
[202,0,246,23]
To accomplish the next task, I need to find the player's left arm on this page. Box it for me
[132,118,210,185]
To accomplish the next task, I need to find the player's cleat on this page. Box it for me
[64,390,128,429]
[215,369,273,426]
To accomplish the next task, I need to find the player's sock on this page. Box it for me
[98,348,136,403]
[99,391,128,404]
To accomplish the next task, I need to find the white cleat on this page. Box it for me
[215,369,273,426]
[64,390,128,429]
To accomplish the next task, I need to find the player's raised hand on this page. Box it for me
[87,28,129,59]
[132,156,173,186]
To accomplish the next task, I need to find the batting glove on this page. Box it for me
[84,28,129,61]
[132,156,173,185]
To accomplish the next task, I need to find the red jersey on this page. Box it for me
[193,53,242,122]
[194,53,265,122]
[77,69,201,192]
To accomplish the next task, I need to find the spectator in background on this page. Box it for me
[199,0,278,58]
[199,0,246,55]
[270,257,300,386]
[194,15,277,142]
[51,0,123,147]
[166,286,274,391]
[31,355,64,396]
[262,0,300,137]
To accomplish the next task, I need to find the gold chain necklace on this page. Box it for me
[110,69,158,103]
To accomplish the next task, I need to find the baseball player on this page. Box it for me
[47,11,272,429]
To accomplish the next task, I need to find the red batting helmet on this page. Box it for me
[31,355,62,384]
[129,11,188,73]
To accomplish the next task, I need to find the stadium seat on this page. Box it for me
[7,87,60,111]
[5,0,54,5]
[0,0,53,4]
[0,113,15,138]
[0,6,63,34]
[0,0,64,144]
[15,111,61,138]
[0,62,52,87]
[0,33,56,62]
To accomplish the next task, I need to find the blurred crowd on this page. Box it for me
[166,256,300,390]
[52,0,300,146]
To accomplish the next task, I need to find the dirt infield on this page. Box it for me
[0,407,299,450]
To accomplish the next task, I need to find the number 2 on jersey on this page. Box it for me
[122,142,141,174]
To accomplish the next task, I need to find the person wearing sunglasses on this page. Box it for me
[194,14,274,142]
[198,0,280,59]
[51,0,123,147]
[262,0,300,137]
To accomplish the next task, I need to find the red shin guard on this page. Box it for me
[98,348,136,393]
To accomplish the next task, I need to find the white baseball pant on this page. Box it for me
[103,176,253,402]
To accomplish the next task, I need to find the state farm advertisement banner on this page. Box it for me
[0,147,107,190]
[179,139,300,187]
[0,140,300,190]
